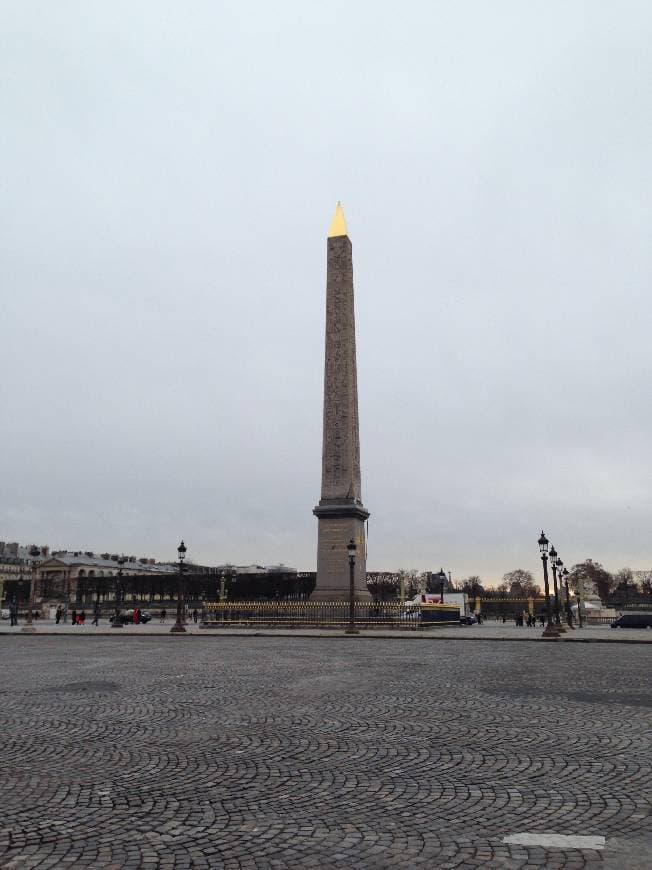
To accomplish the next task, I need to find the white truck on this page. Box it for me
[403,592,469,617]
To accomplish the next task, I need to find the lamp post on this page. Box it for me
[171,540,187,634]
[230,568,237,600]
[95,572,102,613]
[549,546,562,629]
[345,538,358,634]
[538,531,559,638]
[64,572,70,623]
[553,554,566,632]
[438,568,446,604]
[576,586,584,629]
[112,557,126,628]
[13,580,22,627]
[562,568,573,628]
[21,561,36,633]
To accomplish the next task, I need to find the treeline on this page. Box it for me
[97,571,317,603]
[456,561,652,603]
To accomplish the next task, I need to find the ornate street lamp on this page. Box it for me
[171,540,187,634]
[576,586,584,629]
[230,568,237,601]
[549,546,562,629]
[345,538,358,634]
[112,557,126,628]
[436,568,447,604]
[64,572,70,624]
[13,579,22,626]
[21,561,36,633]
[553,554,566,632]
[95,571,102,613]
[562,567,573,628]
[538,532,559,638]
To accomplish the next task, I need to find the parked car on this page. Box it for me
[109,609,152,625]
[460,614,477,625]
[610,613,652,629]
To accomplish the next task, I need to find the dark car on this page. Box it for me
[109,609,152,625]
[460,614,478,625]
[610,613,652,629]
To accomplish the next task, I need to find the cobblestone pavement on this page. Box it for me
[0,638,650,869]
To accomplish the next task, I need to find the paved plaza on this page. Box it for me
[0,637,650,869]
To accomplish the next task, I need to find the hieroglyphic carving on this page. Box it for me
[313,224,370,601]
[321,235,362,503]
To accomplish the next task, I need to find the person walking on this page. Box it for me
[55,605,62,625]
[160,608,166,624]
[92,606,100,626]
[71,608,77,626]
[192,608,198,623]
[80,610,86,625]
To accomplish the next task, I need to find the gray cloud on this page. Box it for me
[2,1,651,584]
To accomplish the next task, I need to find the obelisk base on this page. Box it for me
[311,502,371,601]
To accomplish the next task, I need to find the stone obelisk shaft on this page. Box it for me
[312,204,370,601]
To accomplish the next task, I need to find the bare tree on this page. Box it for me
[613,567,637,605]
[460,575,484,596]
[498,569,540,597]
[614,567,636,590]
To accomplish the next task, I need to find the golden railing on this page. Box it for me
[202,600,461,629]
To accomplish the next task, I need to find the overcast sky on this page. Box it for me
[2,2,651,584]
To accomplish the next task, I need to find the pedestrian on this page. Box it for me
[192,608,198,623]
[160,608,166,624]
[55,605,62,625]
[132,608,139,624]
[80,610,86,625]
[92,606,100,626]
[71,608,77,626]
[9,603,17,626]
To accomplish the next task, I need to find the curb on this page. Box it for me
[1,630,651,645]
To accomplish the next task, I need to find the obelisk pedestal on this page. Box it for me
[312,204,371,601]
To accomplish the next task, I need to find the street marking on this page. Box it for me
[503,833,605,849]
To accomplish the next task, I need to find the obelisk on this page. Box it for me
[312,203,371,601]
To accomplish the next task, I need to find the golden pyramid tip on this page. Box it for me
[328,201,348,238]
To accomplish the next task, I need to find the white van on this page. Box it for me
[404,592,468,616]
